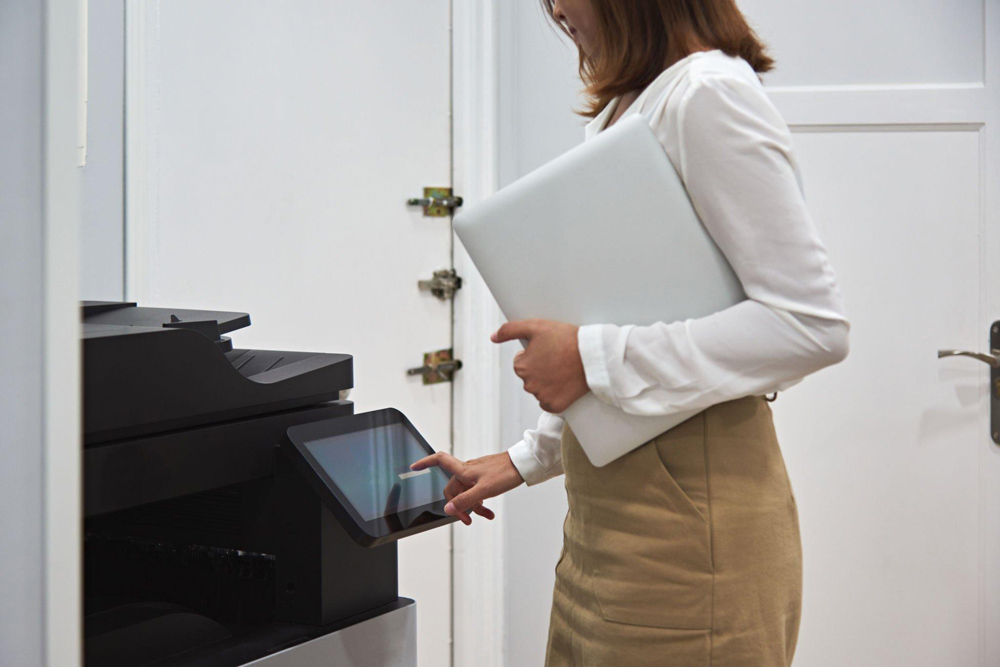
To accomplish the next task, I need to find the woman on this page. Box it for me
[412,1,850,664]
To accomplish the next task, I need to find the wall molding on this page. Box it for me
[767,82,987,127]
[123,0,160,303]
[789,123,984,134]
[450,1,506,666]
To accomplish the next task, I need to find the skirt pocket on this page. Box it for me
[651,432,710,524]
[588,440,714,630]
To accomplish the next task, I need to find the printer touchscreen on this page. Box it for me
[282,408,457,547]
[303,422,449,521]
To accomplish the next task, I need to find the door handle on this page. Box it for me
[938,322,1000,443]
[936,349,1000,368]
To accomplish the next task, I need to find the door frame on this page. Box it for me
[982,1,1000,661]
[451,2,507,666]
[123,0,155,304]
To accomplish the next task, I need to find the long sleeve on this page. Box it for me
[507,411,565,486]
[578,67,850,416]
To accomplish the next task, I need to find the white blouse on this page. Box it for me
[506,50,851,486]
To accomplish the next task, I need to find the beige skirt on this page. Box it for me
[545,395,802,667]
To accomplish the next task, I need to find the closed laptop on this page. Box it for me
[454,114,746,467]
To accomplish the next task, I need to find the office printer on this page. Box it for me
[82,302,453,667]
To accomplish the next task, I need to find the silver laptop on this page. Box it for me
[454,114,746,467]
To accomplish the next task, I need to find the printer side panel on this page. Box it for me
[274,453,398,626]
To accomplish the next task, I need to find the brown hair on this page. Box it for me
[541,0,775,117]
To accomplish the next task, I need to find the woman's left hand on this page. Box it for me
[491,319,589,414]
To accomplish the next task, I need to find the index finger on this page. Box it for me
[410,451,464,475]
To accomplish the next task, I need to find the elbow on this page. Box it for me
[816,318,850,369]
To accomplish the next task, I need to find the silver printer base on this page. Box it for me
[246,600,416,667]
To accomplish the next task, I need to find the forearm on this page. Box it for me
[578,301,849,416]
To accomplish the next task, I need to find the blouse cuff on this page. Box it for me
[507,440,561,486]
[578,324,620,408]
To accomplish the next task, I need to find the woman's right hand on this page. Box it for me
[410,451,525,525]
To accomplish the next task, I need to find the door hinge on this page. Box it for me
[418,269,462,301]
[407,348,462,385]
[407,187,463,217]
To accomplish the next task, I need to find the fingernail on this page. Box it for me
[445,502,456,514]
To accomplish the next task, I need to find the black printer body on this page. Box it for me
[82,302,431,666]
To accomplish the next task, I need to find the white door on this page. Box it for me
[739,0,1000,664]
[125,3,454,665]
[497,1,1000,665]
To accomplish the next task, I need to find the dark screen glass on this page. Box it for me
[303,422,449,521]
